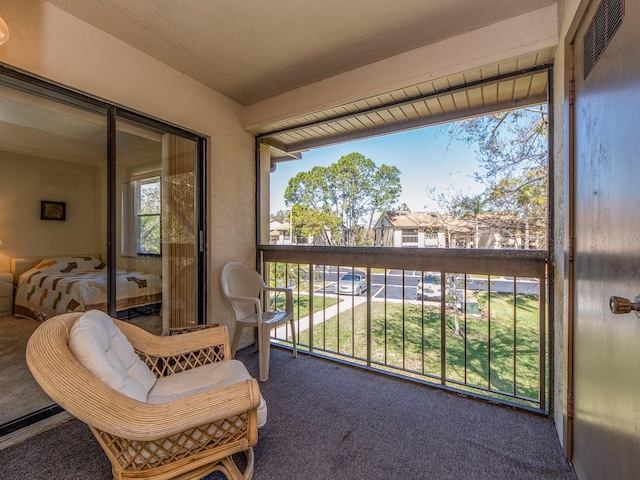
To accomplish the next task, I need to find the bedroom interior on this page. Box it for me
[0,72,202,435]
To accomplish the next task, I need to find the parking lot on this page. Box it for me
[313,267,540,301]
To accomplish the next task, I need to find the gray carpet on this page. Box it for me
[0,316,55,425]
[0,314,161,428]
[0,346,576,480]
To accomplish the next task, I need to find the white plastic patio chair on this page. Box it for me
[221,261,297,381]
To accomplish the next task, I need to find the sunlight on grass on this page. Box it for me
[308,292,542,403]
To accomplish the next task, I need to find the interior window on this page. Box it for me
[135,176,161,255]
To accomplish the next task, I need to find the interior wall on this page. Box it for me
[0,152,102,273]
[0,0,256,330]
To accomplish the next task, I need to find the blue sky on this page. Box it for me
[269,124,486,215]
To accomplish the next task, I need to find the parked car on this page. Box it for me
[416,273,441,300]
[337,272,367,295]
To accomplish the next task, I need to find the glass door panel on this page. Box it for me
[115,121,199,334]
[0,80,108,432]
[161,133,199,330]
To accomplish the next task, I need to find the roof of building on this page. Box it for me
[381,210,527,234]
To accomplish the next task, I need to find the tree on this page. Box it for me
[271,210,289,223]
[290,204,341,245]
[448,105,548,248]
[285,152,401,246]
[486,169,547,248]
[450,194,488,248]
[445,274,464,335]
[428,188,490,248]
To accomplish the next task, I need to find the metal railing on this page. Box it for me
[258,245,549,413]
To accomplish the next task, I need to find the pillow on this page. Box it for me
[34,256,102,274]
[68,310,156,402]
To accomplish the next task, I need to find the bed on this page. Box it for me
[12,254,162,322]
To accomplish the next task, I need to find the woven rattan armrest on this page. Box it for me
[116,319,232,361]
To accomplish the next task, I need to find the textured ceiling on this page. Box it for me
[47,0,556,106]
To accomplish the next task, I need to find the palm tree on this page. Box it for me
[453,194,487,248]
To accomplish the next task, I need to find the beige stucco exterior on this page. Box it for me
[0,0,255,331]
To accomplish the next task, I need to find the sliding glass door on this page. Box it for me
[0,67,206,436]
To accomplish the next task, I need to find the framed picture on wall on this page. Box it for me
[41,201,66,221]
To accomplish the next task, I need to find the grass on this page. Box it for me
[273,292,339,320]
[295,292,543,404]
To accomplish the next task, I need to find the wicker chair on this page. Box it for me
[26,311,263,480]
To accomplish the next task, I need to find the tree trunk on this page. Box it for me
[453,307,461,335]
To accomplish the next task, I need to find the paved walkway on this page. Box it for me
[275,293,367,336]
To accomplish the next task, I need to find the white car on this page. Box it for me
[337,272,367,296]
[416,273,441,300]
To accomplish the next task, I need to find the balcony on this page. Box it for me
[1,335,572,479]
[259,245,549,413]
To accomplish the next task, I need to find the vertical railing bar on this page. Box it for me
[539,273,547,410]
[322,264,328,351]
[261,258,267,326]
[487,275,492,390]
[272,261,279,341]
[265,257,270,340]
[366,267,372,367]
[402,269,406,370]
[384,268,389,365]
[421,270,426,376]
[273,261,280,341]
[337,264,342,354]
[440,270,446,385]
[513,276,517,397]
[350,266,355,358]
[309,262,314,353]
[463,273,468,386]
[487,273,492,391]
[284,262,297,342]
[294,263,300,342]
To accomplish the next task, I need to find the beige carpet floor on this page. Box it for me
[0,313,162,429]
[0,315,54,426]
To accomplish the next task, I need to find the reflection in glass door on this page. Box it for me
[0,78,108,433]
[116,120,201,334]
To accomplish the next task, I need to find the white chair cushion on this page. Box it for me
[148,359,267,428]
[69,310,157,402]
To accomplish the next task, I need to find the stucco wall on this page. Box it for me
[0,1,256,330]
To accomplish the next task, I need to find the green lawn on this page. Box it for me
[273,293,339,320]
[297,292,543,403]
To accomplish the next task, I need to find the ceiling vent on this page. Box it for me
[583,0,624,79]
